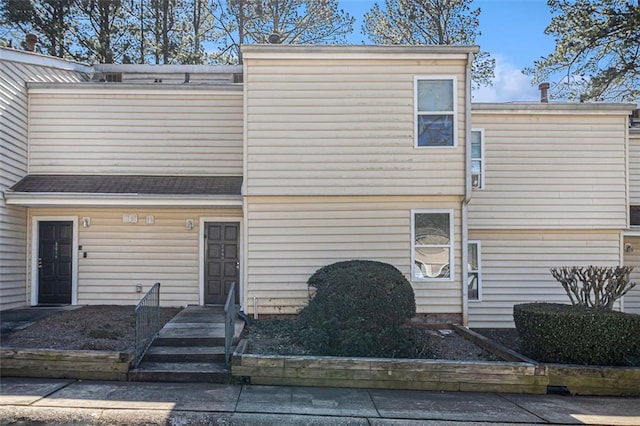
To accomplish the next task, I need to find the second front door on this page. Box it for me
[204,222,239,305]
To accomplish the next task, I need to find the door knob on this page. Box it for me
[38,258,43,268]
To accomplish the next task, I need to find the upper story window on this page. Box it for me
[412,209,454,281]
[414,76,457,148]
[471,129,485,189]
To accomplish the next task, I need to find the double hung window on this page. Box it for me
[415,77,457,147]
[412,210,454,281]
[471,129,485,189]
[468,241,481,300]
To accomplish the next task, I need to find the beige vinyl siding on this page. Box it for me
[623,236,640,314]
[28,88,243,176]
[468,230,622,328]
[27,207,241,306]
[244,57,468,196]
[469,111,628,229]
[0,56,87,310]
[245,196,463,315]
[630,130,640,205]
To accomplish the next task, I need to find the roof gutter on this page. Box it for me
[461,51,475,327]
[4,192,243,208]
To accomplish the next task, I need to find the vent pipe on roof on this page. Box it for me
[267,33,283,44]
[538,82,550,103]
[25,34,38,52]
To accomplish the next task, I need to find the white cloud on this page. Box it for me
[473,55,540,103]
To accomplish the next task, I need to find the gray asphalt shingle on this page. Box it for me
[9,175,242,196]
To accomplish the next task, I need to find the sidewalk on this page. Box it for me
[1,378,639,425]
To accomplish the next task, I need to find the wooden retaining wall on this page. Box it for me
[231,340,549,394]
[0,348,132,381]
[547,364,640,396]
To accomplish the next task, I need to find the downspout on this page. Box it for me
[621,113,630,313]
[241,46,249,318]
[461,51,475,326]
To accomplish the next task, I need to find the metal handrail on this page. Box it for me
[224,282,236,366]
[134,282,161,368]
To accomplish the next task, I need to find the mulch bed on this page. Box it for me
[473,328,522,352]
[2,305,181,352]
[246,318,502,361]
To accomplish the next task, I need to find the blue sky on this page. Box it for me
[340,0,556,102]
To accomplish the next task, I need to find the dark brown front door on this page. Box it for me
[38,221,73,305]
[205,222,239,305]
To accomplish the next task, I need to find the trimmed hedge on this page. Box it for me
[514,303,640,366]
[297,260,420,358]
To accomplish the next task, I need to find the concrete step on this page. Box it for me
[154,322,244,347]
[153,336,232,347]
[129,362,230,383]
[144,346,226,363]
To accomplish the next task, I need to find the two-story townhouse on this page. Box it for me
[241,45,477,322]
[468,103,635,326]
[1,49,90,310]
[2,48,245,308]
[1,44,639,327]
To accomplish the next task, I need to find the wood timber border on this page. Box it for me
[0,347,132,381]
[232,328,640,396]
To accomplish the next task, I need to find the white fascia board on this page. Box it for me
[5,192,242,208]
[472,102,637,114]
[241,44,478,60]
[0,47,92,72]
[93,63,243,74]
[26,82,242,95]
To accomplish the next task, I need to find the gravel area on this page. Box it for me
[2,305,181,351]
[247,319,501,361]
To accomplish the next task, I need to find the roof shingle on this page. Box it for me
[9,175,242,196]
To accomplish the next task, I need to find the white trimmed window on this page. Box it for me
[414,76,457,148]
[468,241,482,301]
[412,210,454,281]
[471,129,485,189]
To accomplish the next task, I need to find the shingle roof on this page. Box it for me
[9,175,242,196]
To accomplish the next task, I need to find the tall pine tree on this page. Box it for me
[363,0,494,88]
[526,0,640,102]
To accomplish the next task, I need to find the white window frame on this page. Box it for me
[411,209,455,282]
[471,128,485,190]
[468,240,482,302]
[414,75,458,149]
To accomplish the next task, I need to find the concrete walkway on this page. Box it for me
[1,378,639,425]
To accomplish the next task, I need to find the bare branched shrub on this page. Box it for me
[550,266,637,310]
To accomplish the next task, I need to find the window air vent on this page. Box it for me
[104,72,123,83]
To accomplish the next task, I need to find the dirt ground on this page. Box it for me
[2,305,181,352]
[247,319,502,361]
[2,306,507,361]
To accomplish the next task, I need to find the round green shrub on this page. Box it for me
[297,260,418,358]
[514,303,640,366]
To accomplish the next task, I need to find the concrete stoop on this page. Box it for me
[129,306,244,383]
